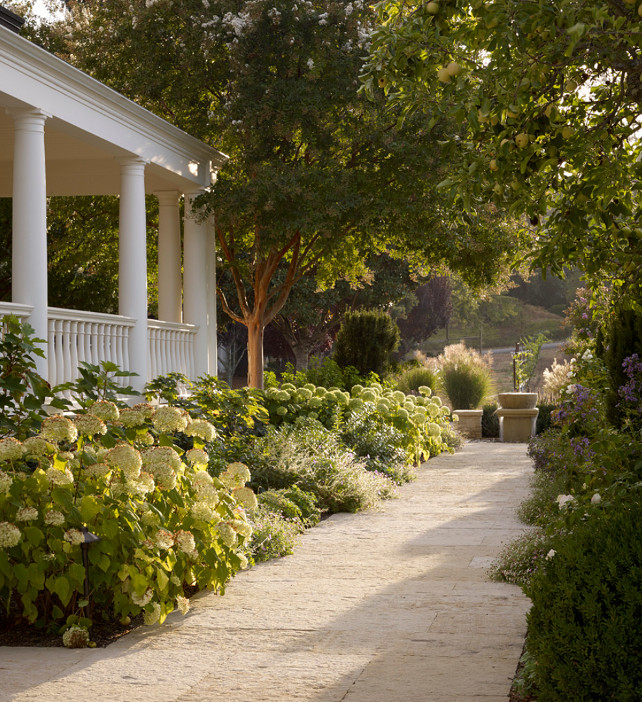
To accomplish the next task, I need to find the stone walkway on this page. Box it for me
[0,442,533,702]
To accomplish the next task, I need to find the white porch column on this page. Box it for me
[156,191,182,323]
[118,157,148,391]
[183,191,209,377]
[206,214,218,375]
[10,108,49,379]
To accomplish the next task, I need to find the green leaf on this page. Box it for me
[23,526,44,547]
[80,495,102,522]
[52,576,72,606]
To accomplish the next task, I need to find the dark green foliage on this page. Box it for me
[304,358,364,392]
[536,402,557,435]
[338,409,413,483]
[395,366,437,396]
[334,310,400,377]
[257,486,321,527]
[481,403,499,438]
[598,303,642,427]
[527,499,642,701]
[0,316,67,439]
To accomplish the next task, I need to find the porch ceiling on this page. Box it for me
[0,108,206,196]
[0,25,228,197]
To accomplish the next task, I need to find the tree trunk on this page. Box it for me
[292,343,309,372]
[247,317,265,389]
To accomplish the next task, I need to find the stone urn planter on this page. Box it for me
[453,409,483,439]
[496,392,539,442]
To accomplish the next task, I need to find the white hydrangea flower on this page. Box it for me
[131,588,153,607]
[73,414,107,438]
[0,470,11,493]
[217,522,237,548]
[46,467,74,486]
[15,506,38,522]
[0,438,23,462]
[184,419,216,442]
[233,486,258,511]
[0,521,21,549]
[62,625,89,648]
[41,416,78,444]
[22,436,51,457]
[176,595,190,615]
[88,400,120,422]
[556,494,575,510]
[175,530,196,554]
[106,444,142,480]
[84,462,111,479]
[64,529,85,546]
[154,528,174,550]
[152,406,188,434]
[44,510,65,526]
[186,448,209,466]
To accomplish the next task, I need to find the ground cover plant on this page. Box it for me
[488,289,642,700]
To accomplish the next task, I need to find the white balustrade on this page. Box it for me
[0,302,34,321]
[47,308,135,387]
[148,320,198,381]
[1,305,198,388]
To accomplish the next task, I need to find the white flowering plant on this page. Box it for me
[0,402,256,638]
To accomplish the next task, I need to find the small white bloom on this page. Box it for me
[591,493,602,505]
[556,494,575,510]
[546,549,556,560]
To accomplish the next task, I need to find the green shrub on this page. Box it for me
[338,408,414,483]
[536,402,557,434]
[395,366,437,396]
[248,505,301,562]
[437,343,493,410]
[0,316,68,439]
[597,301,642,427]
[298,357,364,392]
[481,403,499,438]
[527,499,642,701]
[251,418,397,513]
[0,405,254,636]
[334,309,400,377]
[257,486,321,527]
[516,470,569,527]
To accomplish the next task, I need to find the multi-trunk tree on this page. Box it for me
[34,0,523,387]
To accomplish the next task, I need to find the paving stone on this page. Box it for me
[0,442,533,702]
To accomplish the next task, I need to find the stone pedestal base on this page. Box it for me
[497,408,539,443]
[454,409,483,439]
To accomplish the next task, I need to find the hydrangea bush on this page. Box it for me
[0,402,255,637]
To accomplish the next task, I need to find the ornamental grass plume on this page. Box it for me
[542,358,574,399]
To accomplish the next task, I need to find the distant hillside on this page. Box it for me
[423,301,568,356]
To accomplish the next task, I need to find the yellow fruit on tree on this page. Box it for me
[489,159,499,171]
[562,126,574,139]
[638,3,642,17]
[515,133,529,148]
[437,67,451,83]
[426,1,439,14]
[446,61,461,76]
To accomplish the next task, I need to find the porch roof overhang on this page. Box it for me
[0,24,228,197]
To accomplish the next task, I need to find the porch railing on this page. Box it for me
[0,304,198,387]
[148,320,197,381]
[47,307,135,387]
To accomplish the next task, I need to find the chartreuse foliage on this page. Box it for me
[0,403,256,637]
[364,0,642,292]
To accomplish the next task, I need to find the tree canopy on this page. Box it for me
[31,0,522,386]
[363,0,642,294]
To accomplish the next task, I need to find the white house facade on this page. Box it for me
[0,8,227,392]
